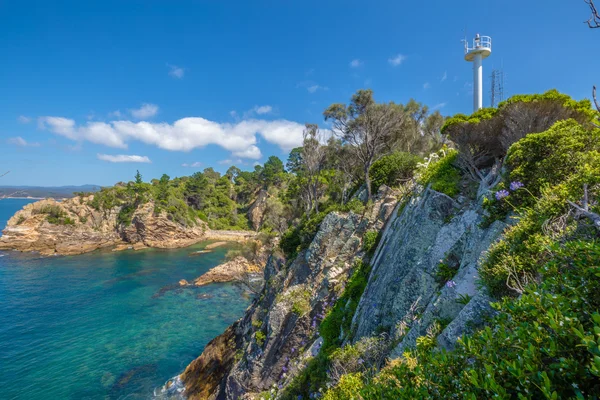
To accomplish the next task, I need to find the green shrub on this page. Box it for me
[341,198,366,214]
[507,119,600,196]
[328,241,600,399]
[418,149,461,198]
[16,215,26,225]
[362,230,380,256]
[255,330,266,347]
[37,204,76,225]
[369,151,421,192]
[434,261,458,285]
[276,287,312,316]
[480,122,600,297]
[117,204,136,226]
[323,373,364,400]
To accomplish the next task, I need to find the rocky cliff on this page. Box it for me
[176,187,397,399]
[0,196,254,256]
[173,181,511,399]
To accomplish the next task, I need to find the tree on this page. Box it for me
[156,174,170,205]
[225,166,241,182]
[286,147,304,175]
[261,156,285,187]
[324,89,407,201]
[301,124,327,213]
[134,170,143,184]
[584,1,600,110]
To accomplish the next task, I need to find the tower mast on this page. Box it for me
[464,34,492,112]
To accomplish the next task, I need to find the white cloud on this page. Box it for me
[349,59,363,68]
[388,54,407,66]
[431,102,447,110]
[230,110,238,118]
[109,110,122,118]
[168,64,185,79]
[40,115,307,159]
[254,105,273,115]
[17,115,31,124]
[97,154,151,163]
[307,85,328,93]
[182,161,203,167]
[129,103,159,119]
[423,82,431,90]
[441,71,447,82]
[7,136,40,147]
[297,81,328,93]
[233,145,262,159]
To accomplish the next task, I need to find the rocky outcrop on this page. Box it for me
[178,187,397,399]
[192,256,262,287]
[0,197,122,256]
[247,189,268,231]
[0,197,257,256]
[161,181,511,400]
[351,187,507,355]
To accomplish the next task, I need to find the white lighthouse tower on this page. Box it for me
[464,34,492,112]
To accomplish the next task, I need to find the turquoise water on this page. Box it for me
[0,198,251,399]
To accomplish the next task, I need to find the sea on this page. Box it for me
[0,198,251,399]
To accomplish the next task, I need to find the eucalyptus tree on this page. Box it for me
[324,89,407,201]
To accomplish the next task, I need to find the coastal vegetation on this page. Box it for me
[5,88,600,399]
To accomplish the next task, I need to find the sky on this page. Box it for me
[0,0,598,186]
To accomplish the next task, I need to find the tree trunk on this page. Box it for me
[364,165,372,202]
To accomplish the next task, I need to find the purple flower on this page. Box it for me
[509,181,524,191]
[445,280,457,288]
[495,189,510,200]
[358,358,364,364]
[282,366,288,372]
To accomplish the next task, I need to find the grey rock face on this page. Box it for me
[352,187,507,356]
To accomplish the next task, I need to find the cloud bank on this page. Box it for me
[97,154,151,163]
[39,115,309,160]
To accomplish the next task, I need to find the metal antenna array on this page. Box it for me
[490,69,505,108]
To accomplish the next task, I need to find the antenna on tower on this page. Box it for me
[464,33,492,112]
[490,69,505,108]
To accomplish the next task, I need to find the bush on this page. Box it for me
[480,121,600,297]
[507,119,600,196]
[327,241,600,399]
[16,215,26,225]
[255,330,266,347]
[323,373,364,400]
[369,152,421,192]
[418,149,461,198]
[442,90,596,171]
[362,230,380,256]
[117,204,136,226]
[36,204,76,225]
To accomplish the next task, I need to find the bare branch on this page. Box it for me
[568,184,600,231]
[593,86,600,112]
[585,0,600,28]
[568,200,600,230]
[0,171,9,178]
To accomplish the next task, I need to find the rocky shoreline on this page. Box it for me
[0,197,257,256]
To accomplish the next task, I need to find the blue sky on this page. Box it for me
[1,0,598,186]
